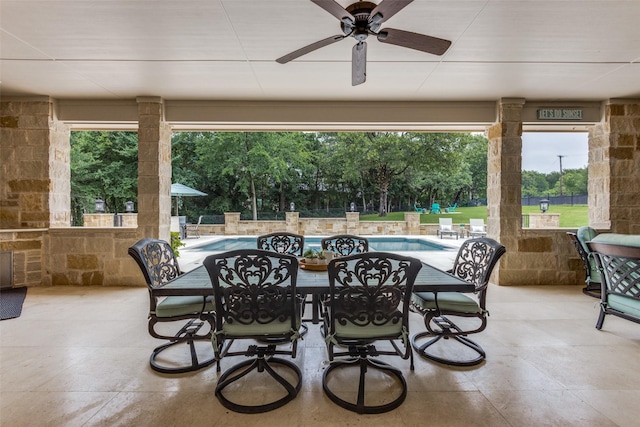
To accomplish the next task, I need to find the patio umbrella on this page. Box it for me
[171,183,207,216]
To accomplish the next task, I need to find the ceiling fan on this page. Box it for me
[276,0,452,86]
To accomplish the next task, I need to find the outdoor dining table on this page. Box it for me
[154,260,475,324]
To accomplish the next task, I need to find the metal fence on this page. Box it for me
[521,194,587,206]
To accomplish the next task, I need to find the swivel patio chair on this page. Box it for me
[410,237,506,366]
[257,231,305,256]
[567,227,601,298]
[257,231,310,333]
[322,252,422,414]
[128,238,216,373]
[203,249,303,413]
[321,234,369,256]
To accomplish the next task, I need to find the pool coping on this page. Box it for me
[178,234,465,272]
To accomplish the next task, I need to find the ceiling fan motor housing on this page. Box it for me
[344,1,379,40]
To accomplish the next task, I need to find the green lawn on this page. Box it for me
[361,205,588,228]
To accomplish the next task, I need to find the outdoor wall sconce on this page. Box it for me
[290,202,295,212]
[95,199,105,213]
[539,199,549,213]
[125,201,134,213]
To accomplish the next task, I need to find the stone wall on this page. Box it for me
[47,228,143,287]
[83,213,138,227]
[528,213,560,228]
[0,229,47,287]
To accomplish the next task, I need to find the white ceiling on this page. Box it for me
[1,0,639,102]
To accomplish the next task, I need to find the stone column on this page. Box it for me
[136,97,172,240]
[405,212,420,235]
[285,211,299,234]
[224,212,240,235]
[0,96,70,228]
[486,98,525,284]
[589,99,640,234]
[346,212,360,234]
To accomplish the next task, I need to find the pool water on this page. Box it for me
[191,236,449,252]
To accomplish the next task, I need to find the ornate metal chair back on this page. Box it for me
[450,237,506,304]
[257,232,305,257]
[321,234,369,256]
[326,252,421,332]
[128,238,181,289]
[205,249,299,330]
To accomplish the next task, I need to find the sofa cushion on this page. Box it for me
[608,294,640,319]
[591,233,640,248]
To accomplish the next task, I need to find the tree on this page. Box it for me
[70,131,138,225]
[192,132,312,220]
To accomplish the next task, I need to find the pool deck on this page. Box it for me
[178,234,466,272]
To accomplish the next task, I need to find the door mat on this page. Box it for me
[0,287,27,320]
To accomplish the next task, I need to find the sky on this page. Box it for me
[521,132,588,174]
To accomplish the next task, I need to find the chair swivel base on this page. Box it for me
[215,348,302,414]
[411,330,485,367]
[322,353,407,414]
[150,338,216,374]
[150,318,216,374]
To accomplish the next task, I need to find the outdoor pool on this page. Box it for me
[190,236,450,253]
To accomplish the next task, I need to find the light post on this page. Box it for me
[290,202,295,212]
[350,202,355,212]
[539,198,549,213]
[94,199,105,213]
[125,201,134,213]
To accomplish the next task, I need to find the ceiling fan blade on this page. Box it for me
[370,0,414,25]
[311,0,354,23]
[352,42,367,86]
[276,35,345,64]
[377,28,451,55]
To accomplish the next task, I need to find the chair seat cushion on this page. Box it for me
[223,314,301,337]
[332,310,404,339]
[412,292,481,314]
[156,295,214,318]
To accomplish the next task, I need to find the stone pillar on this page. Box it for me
[346,212,360,234]
[486,98,525,284]
[589,100,640,234]
[405,212,420,235]
[136,97,172,241]
[285,211,299,234]
[0,96,70,228]
[224,212,240,235]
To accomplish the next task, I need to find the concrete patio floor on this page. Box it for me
[1,238,639,426]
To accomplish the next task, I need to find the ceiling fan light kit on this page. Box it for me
[276,0,452,86]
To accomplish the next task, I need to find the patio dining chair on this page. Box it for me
[321,234,369,256]
[410,237,506,366]
[203,249,303,413]
[128,238,215,373]
[257,231,305,256]
[322,252,422,414]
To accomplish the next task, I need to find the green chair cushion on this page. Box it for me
[412,292,481,314]
[591,233,640,248]
[332,310,404,339]
[608,294,640,318]
[155,295,214,318]
[222,315,301,337]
